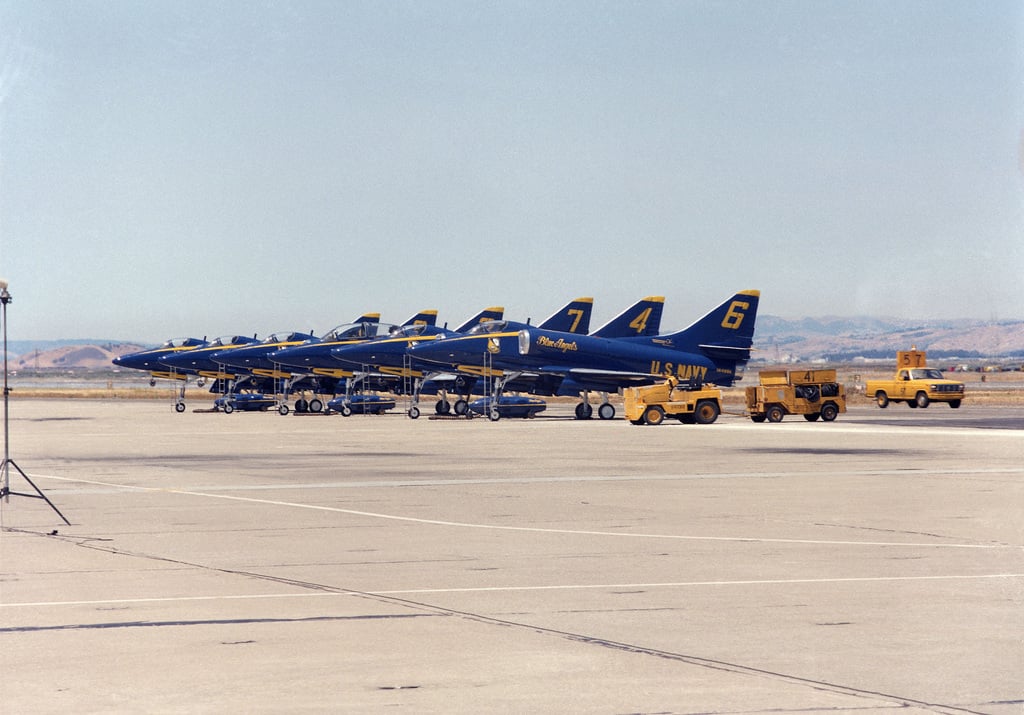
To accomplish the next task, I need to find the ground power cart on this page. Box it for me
[746,369,846,423]
[624,377,722,425]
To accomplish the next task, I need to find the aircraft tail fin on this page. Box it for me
[591,296,665,338]
[454,306,504,333]
[352,312,381,324]
[662,290,760,362]
[538,297,593,334]
[402,310,439,327]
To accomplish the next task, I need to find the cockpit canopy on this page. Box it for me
[321,322,396,342]
[205,335,258,348]
[389,323,433,338]
[261,331,315,344]
[159,337,206,349]
[465,320,509,335]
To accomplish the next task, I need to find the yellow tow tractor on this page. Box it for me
[745,369,846,423]
[623,376,723,426]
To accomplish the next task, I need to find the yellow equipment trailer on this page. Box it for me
[745,369,846,423]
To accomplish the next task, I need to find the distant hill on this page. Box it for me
[4,316,1024,369]
[9,342,147,370]
[754,316,1024,362]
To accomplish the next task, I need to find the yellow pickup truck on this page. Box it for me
[865,350,964,409]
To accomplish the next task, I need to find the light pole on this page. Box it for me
[0,280,70,524]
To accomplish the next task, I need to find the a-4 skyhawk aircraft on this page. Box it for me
[331,300,594,418]
[265,310,452,409]
[404,296,664,419]
[209,329,317,411]
[157,334,262,410]
[518,289,760,420]
[407,295,664,419]
[209,311,436,414]
[325,306,508,415]
[112,337,208,411]
[112,337,207,380]
[410,291,758,421]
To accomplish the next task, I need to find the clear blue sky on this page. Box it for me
[1,1,1022,342]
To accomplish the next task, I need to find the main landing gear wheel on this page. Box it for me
[597,403,616,420]
[454,399,469,416]
[574,403,593,420]
[435,399,451,415]
[308,398,323,413]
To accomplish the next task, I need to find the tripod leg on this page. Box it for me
[2,458,71,525]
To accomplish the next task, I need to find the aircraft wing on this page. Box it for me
[563,367,659,384]
[529,366,661,394]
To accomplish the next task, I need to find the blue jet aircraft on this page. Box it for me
[266,310,446,407]
[112,337,208,411]
[324,306,506,416]
[209,311,435,413]
[503,290,761,421]
[157,334,262,410]
[408,296,666,419]
[331,301,592,418]
[112,337,208,380]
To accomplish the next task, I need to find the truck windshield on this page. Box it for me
[908,369,945,380]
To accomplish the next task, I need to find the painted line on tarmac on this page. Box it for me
[3,573,1021,609]
[26,475,1019,550]
[36,465,1024,493]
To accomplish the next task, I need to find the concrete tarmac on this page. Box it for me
[1,399,1022,714]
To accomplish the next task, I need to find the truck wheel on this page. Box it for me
[949,399,961,409]
[766,405,784,423]
[694,400,720,424]
[751,414,766,423]
[915,392,930,408]
[643,406,665,426]
[875,391,889,408]
[820,403,839,421]
[804,413,820,421]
